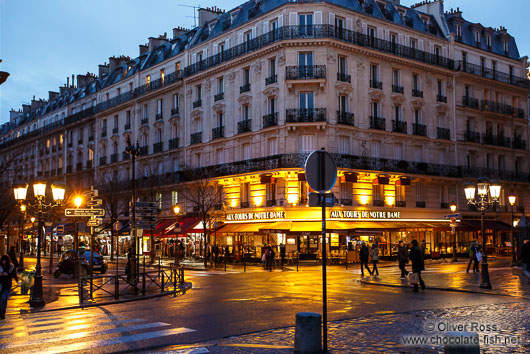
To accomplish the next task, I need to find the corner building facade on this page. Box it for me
[2,0,530,259]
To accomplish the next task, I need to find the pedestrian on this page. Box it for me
[0,254,18,319]
[280,243,286,269]
[410,240,426,292]
[57,236,64,255]
[520,239,530,283]
[125,247,134,281]
[7,247,18,271]
[466,240,479,273]
[370,242,379,276]
[262,247,268,268]
[269,246,276,269]
[397,241,409,279]
[359,242,371,277]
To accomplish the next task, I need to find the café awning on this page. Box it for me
[216,222,273,234]
[259,221,356,233]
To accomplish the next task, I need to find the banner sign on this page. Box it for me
[226,211,285,221]
[330,210,401,219]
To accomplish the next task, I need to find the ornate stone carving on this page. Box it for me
[191,109,203,120]
[357,61,365,71]
[228,72,236,82]
[277,49,286,66]
[204,79,211,91]
[446,81,453,91]
[411,98,425,109]
[426,75,433,87]
[391,94,406,105]
[186,89,192,97]
[356,18,363,31]
[335,82,353,95]
[435,103,448,115]
[212,102,225,113]
[238,94,252,105]
[252,61,261,74]
[360,140,368,157]
[369,90,384,101]
[327,53,337,64]
[263,86,279,98]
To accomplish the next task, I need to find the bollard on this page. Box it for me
[78,280,83,305]
[346,250,348,270]
[114,275,119,300]
[294,312,321,354]
[244,258,246,272]
[443,332,480,354]
[297,252,299,272]
[161,271,165,292]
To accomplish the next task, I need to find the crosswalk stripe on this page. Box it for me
[1,314,124,328]
[0,322,171,350]
[24,327,196,354]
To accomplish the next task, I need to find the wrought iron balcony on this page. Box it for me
[110,153,118,163]
[392,85,404,94]
[455,61,529,89]
[265,75,277,85]
[464,130,481,143]
[122,152,130,160]
[482,134,511,148]
[373,200,384,207]
[337,72,351,83]
[192,99,202,108]
[480,100,515,116]
[370,80,382,89]
[153,142,163,153]
[437,127,450,140]
[437,94,447,103]
[169,138,179,150]
[392,120,407,133]
[112,127,118,135]
[416,201,426,208]
[101,130,107,138]
[515,108,525,119]
[191,132,202,145]
[412,89,423,98]
[513,137,527,150]
[212,126,224,140]
[412,123,427,136]
[240,83,251,94]
[139,146,148,155]
[171,107,179,116]
[462,96,479,109]
[124,123,131,130]
[141,117,149,125]
[76,162,83,171]
[263,113,278,128]
[237,119,252,134]
[286,65,326,80]
[286,108,326,123]
[99,156,107,166]
[156,113,163,121]
[336,111,354,126]
[214,92,224,101]
[370,116,386,130]
[86,160,93,169]
[396,201,406,208]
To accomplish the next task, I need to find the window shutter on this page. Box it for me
[238,33,243,44]
[263,20,269,33]
[289,12,297,26]
[418,40,424,51]
[377,28,384,39]
[329,13,335,26]
[398,34,405,45]
[252,27,257,39]
[278,15,283,27]
[213,44,218,55]
[192,53,196,64]
[442,46,448,57]
[315,11,322,25]
[346,18,353,30]
[362,23,367,34]
[429,43,434,53]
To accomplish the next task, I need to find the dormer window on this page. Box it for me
[474,31,480,44]
[456,24,462,38]
[230,9,240,24]
[486,35,492,47]
[503,40,509,53]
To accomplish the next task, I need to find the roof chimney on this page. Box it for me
[172,27,189,38]
[98,63,109,78]
[198,7,224,27]
[48,91,59,101]
[109,56,130,73]
[148,33,168,52]
[22,104,31,114]
[139,44,148,56]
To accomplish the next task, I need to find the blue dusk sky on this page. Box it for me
[0,0,528,124]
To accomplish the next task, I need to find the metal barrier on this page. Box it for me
[79,266,184,305]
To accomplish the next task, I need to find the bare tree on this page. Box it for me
[180,167,224,268]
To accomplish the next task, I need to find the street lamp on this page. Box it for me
[449,202,458,262]
[125,136,141,285]
[173,204,181,265]
[508,192,517,266]
[463,178,500,289]
[13,179,66,308]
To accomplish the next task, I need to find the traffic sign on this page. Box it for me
[65,208,105,217]
[87,218,102,227]
[84,190,98,197]
[305,150,337,193]
[443,213,460,219]
[87,199,103,207]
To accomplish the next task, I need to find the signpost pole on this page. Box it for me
[321,193,327,353]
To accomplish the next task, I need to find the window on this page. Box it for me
[197,51,203,63]
[243,67,250,85]
[298,52,313,66]
[146,75,151,86]
[156,192,162,210]
[143,104,148,119]
[370,64,379,82]
[492,61,497,74]
[392,69,400,86]
[299,135,314,153]
[396,185,406,204]
[195,152,201,168]
[410,38,417,50]
[268,97,276,114]
[474,31,480,44]
[241,183,250,206]
[434,46,441,57]
[157,99,163,115]
[242,143,251,160]
[173,158,179,172]
[503,40,509,52]
[175,61,181,73]
[113,115,118,129]
[486,35,491,47]
[218,77,224,93]
[338,136,350,154]
[268,138,278,155]
[196,85,202,100]
[413,74,420,90]
[338,56,347,75]
[368,26,376,45]
[160,69,165,84]
[299,92,314,109]
[456,24,462,38]
[242,105,250,120]
[270,19,278,32]
[338,95,347,113]
[371,101,380,117]
[394,105,402,121]
[373,185,383,203]
[416,184,424,202]
[299,13,313,28]
[414,109,422,124]
[156,128,162,143]
[171,191,178,206]
[464,85,470,98]
[269,58,276,77]
[217,112,223,127]
[126,110,131,126]
[173,94,179,110]
[437,80,443,96]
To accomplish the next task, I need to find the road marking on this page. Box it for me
[157,348,210,354]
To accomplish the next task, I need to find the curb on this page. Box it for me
[19,282,193,315]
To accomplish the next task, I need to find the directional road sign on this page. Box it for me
[87,218,102,227]
[87,199,103,207]
[443,213,460,219]
[305,150,338,193]
[65,208,105,217]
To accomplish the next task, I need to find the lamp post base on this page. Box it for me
[29,274,46,308]
[452,253,458,262]
[479,262,492,289]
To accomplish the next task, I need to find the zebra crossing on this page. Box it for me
[0,309,195,353]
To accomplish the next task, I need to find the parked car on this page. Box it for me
[54,249,108,278]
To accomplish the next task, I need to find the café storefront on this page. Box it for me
[215,208,458,260]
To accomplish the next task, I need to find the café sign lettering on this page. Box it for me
[227,211,285,221]
[330,210,401,219]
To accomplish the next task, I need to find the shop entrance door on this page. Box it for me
[298,234,318,260]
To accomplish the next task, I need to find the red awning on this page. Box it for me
[143,219,178,237]
[164,217,200,237]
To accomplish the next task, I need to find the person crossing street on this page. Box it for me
[397,241,409,279]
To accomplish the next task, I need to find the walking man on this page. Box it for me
[370,242,380,276]
[359,242,371,277]
[520,239,530,283]
[280,243,286,269]
[0,254,18,319]
[397,241,409,279]
[466,240,479,273]
[410,240,426,292]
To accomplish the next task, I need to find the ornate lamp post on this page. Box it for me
[173,204,181,266]
[13,180,66,308]
[449,202,458,262]
[508,193,517,266]
[464,178,501,289]
[125,136,141,283]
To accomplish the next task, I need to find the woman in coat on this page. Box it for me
[409,240,426,292]
[370,242,380,276]
[0,254,18,319]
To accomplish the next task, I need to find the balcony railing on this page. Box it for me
[139,146,148,155]
[99,156,107,166]
[336,111,354,126]
[369,80,382,89]
[66,165,73,173]
[265,75,277,85]
[214,92,224,101]
[412,123,427,136]
[337,72,351,83]
[86,160,93,169]
[437,94,447,103]
[416,201,426,208]
[392,120,407,133]
[101,130,107,138]
[464,130,481,143]
[240,83,251,94]
[373,200,385,207]
[286,108,326,123]
[122,152,130,160]
[480,100,515,116]
[437,127,450,140]
[171,107,179,116]
[169,138,179,150]
[237,119,252,134]
[286,65,326,80]
[455,61,529,89]
[110,153,118,163]
[412,89,423,98]
[76,162,83,171]
[141,117,149,125]
[462,96,479,109]
[263,113,278,128]
[191,132,202,145]
[482,134,511,148]
[513,138,527,150]
[153,142,163,153]
[392,85,404,94]
[156,113,163,121]
[192,99,202,108]
[515,108,525,119]
[370,116,386,130]
[212,126,224,140]
[112,127,118,135]
[396,201,406,208]
[124,123,131,130]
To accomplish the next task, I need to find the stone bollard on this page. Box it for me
[443,332,480,354]
[294,312,321,354]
